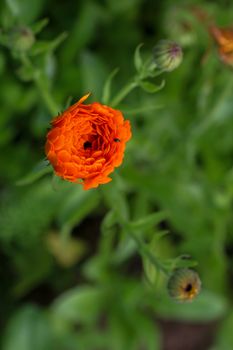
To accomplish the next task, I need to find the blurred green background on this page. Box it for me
[1,0,233,349]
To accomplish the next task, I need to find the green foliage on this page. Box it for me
[0,179,62,244]
[52,285,107,324]
[1,0,233,349]
[2,305,54,350]
[215,311,233,350]
[153,290,227,322]
[139,79,165,93]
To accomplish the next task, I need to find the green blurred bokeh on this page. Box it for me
[1,0,233,349]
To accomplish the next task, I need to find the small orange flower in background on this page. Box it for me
[45,94,131,190]
[210,25,233,67]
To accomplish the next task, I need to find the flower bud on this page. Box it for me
[167,268,201,302]
[9,26,35,52]
[153,40,183,72]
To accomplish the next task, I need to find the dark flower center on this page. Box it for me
[184,283,193,292]
[83,141,92,150]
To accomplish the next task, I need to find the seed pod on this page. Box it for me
[153,40,183,72]
[167,268,201,302]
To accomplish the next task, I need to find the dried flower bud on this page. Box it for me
[9,26,35,52]
[153,40,183,72]
[167,268,201,302]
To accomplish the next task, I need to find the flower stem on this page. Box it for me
[33,70,59,116]
[109,68,164,108]
[110,80,138,107]
[125,227,168,275]
[20,53,59,116]
[191,77,233,139]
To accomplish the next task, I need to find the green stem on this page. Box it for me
[33,70,59,116]
[110,80,138,107]
[109,67,164,108]
[190,78,233,140]
[20,53,59,116]
[126,228,168,275]
[185,77,233,165]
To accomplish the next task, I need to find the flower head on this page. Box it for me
[210,25,233,67]
[153,40,183,72]
[167,268,201,302]
[45,94,131,190]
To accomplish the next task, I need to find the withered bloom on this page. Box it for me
[45,94,131,190]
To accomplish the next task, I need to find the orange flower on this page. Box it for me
[210,25,233,67]
[45,94,131,190]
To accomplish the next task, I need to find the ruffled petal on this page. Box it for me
[45,94,132,190]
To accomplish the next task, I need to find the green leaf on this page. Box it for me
[102,68,119,104]
[139,80,165,93]
[215,311,233,350]
[130,313,161,350]
[12,247,52,297]
[0,179,69,245]
[134,43,144,73]
[6,0,46,24]
[112,235,137,264]
[16,160,52,186]
[128,211,167,231]
[101,210,117,234]
[109,311,160,350]
[6,0,22,17]
[82,255,109,281]
[58,188,100,237]
[31,18,49,35]
[153,290,227,322]
[52,286,107,324]
[143,230,173,285]
[171,255,198,269]
[102,181,129,223]
[2,306,54,350]
[17,64,34,82]
[71,329,112,349]
[30,32,68,56]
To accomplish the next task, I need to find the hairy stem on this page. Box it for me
[33,70,59,116]
[110,80,138,107]
[20,53,59,116]
[125,227,168,275]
